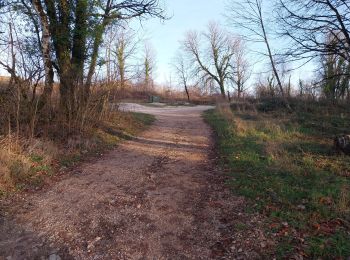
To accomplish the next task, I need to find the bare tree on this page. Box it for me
[18,0,54,113]
[227,0,291,109]
[113,28,139,90]
[104,27,139,89]
[183,22,236,99]
[0,9,46,139]
[141,42,156,91]
[172,51,192,101]
[232,37,251,99]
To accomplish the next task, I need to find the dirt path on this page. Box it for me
[0,104,272,260]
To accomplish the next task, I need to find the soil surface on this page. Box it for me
[0,104,273,260]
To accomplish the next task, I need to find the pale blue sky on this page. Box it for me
[132,0,315,89]
[131,0,227,85]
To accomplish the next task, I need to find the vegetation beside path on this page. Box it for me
[204,101,350,259]
[0,112,154,197]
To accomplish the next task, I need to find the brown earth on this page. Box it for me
[0,104,274,260]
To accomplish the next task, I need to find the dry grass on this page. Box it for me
[0,81,160,195]
[0,110,155,196]
[217,101,247,133]
[337,184,350,215]
[0,139,33,189]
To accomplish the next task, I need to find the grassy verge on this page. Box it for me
[204,103,350,259]
[0,112,155,196]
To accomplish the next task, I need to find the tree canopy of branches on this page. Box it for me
[5,0,165,123]
[278,0,350,102]
[278,0,350,63]
[183,23,237,98]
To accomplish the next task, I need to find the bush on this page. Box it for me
[7,160,30,185]
[256,97,287,112]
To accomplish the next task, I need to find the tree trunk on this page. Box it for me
[59,58,75,124]
[219,81,226,98]
[71,0,88,112]
[119,61,126,90]
[85,26,104,100]
[32,0,54,112]
[184,84,190,102]
[259,5,291,111]
[45,0,76,122]
[85,1,112,99]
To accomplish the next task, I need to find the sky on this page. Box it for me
[131,0,315,90]
[131,0,228,86]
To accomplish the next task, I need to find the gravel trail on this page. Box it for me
[0,104,272,259]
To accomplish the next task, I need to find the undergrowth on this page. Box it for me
[204,102,350,259]
[0,112,154,196]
